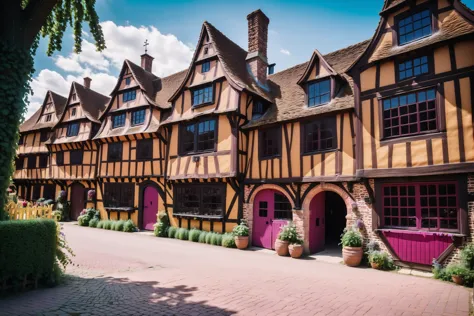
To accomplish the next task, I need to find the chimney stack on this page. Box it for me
[246,9,269,85]
[141,53,154,73]
[83,77,92,89]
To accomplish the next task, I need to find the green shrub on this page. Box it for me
[0,220,57,289]
[154,221,168,237]
[222,233,236,248]
[176,228,189,240]
[189,229,201,242]
[205,232,213,244]
[123,220,136,232]
[103,220,113,230]
[211,232,222,246]
[277,222,302,244]
[461,243,474,270]
[89,218,99,228]
[445,263,469,277]
[97,220,104,229]
[198,231,208,243]
[232,220,249,237]
[340,229,363,247]
[114,220,125,231]
[167,226,178,238]
[77,215,90,227]
[368,250,395,270]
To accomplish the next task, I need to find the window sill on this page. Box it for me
[173,213,223,220]
[398,34,432,47]
[260,155,281,161]
[380,131,446,146]
[301,148,338,157]
[307,101,331,108]
[178,149,217,157]
[191,102,214,110]
[104,207,136,212]
[375,228,464,237]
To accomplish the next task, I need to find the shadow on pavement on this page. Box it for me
[0,274,237,316]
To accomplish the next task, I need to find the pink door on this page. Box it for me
[253,190,292,249]
[143,186,158,231]
[309,192,325,253]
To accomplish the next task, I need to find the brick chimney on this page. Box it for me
[83,77,91,89]
[141,53,154,72]
[246,9,269,85]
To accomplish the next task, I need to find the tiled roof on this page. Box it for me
[125,60,161,106]
[244,40,370,129]
[154,69,187,108]
[73,82,109,122]
[19,91,67,132]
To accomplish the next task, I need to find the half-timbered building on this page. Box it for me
[93,55,184,230]
[14,91,67,202]
[47,78,109,220]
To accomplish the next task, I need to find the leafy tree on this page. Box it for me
[0,0,105,218]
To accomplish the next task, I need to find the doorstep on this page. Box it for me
[397,268,433,278]
[247,246,343,264]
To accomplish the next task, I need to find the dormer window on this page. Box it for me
[308,79,330,107]
[398,9,431,45]
[45,114,52,122]
[204,46,209,55]
[398,56,429,81]
[112,113,126,129]
[252,100,268,120]
[131,109,145,126]
[71,108,77,117]
[192,84,213,107]
[125,77,131,85]
[72,93,77,101]
[201,61,210,73]
[66,122,79,137]
[123,90,136,102]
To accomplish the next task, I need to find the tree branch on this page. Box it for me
[22,0,59,49]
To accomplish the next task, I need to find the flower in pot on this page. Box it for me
[340,228,363,267]
[445,264,468,285]
[275,222,298,256]
[289,238,304,259]
[232,220,249,249]
[368,251,385,269]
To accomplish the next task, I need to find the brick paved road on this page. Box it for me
[0,223,469,315]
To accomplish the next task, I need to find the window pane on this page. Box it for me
[67,123,79,137]
[192,85,213,106]
[302,118,336,153]
[112,114,126,129]
[174,184,225,218]
[308,79,331,107]
[260,127,280,158]
[399,10,432,45]
[132,109,146,125]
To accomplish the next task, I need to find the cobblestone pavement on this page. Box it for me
[0,223,470,315]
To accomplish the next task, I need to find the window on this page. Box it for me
[201,61,210,73]
[71,108,76,117]
[67,122,79,137]
[174,184,225,218]
[259,127,281,159]
[383,88,436,138]
[179,118,217,155]
[131,109,146,126]
[39,154,48,168]
[398,9,431,45]
[27,156,36,169]
[382,182,458,231]
[15,157,24,170]
[259,201,268,217]
[112,113,126,129]
[108,142,123,161]
[42,184,55,200]
[40,131,49,142]
[18,135,24,145]
[308,79,331,107]
[137,138,153,160]
[125,77,131,85]
[203,46,209,55]
[56,152,64,166]
[302,118,336,154]
[72,93,77,101]
[70,150,83,165]
[122,90,136,102]
[398,56,429,80]
[252,100,268,120]
[46,114,52,122]
[274,193,293,219]
[192,85,213,106]
[103,183,135,208]
[32,185,41,201]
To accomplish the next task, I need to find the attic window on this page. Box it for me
[131,109,146,126]
[71,108,77,117]
[125,77,131,85]
[192,84,214,107]
[123,90,136,102]
[252,100,268,120]
[307,79,331,107]
[398,9,431,45]
[72,93,77,101]
[46,114,52,122]
[112,113,126,129]
[204,46,209,55]
[201,61,210,73]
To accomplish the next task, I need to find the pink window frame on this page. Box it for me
[381,181,459,233]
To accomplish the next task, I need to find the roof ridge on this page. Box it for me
[203,21,248,55]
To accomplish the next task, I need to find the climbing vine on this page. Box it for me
[0,0,105,218]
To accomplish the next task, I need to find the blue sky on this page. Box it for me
[29,0,474,117]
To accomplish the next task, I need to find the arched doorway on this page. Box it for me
[252,189,292,249]
[70,183,85,220]
[308,191,347,254]
[142,186,158,231]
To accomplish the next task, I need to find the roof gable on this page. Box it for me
[19,91,67,133]
[297,49,338,85]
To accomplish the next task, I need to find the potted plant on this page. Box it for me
[368,251,384,269]
[340,228,363,267]
[289,239,304,258]
[275,222,298,256]
[232,220,249,249]
[446,264,468,285]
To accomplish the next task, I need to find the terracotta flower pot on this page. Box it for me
[234,236,249,249]
[275,239,289,256]
[452,275,464,285]
[289,244,303,258]
[342,246,363,267]
[370,262,381,269]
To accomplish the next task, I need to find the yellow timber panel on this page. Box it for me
[373,98,388,169]
[303,156,311,177]
[379,61,395,87]
[281,129,289,178]
[360,66,376,92]
[362,100,372,169]
[444,81,461,163]
[251,131,259,178]
[342,115,353,174]
[392,143,407,168]
[290,123,301,177]
[461,77,474,161]
[432,138,444,165]
[312,154,322,177]
[434,46,451,74]
[411,140,428,167]
[325,152,336,175]
[455,40,474,69]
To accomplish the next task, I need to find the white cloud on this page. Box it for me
[280,49,291,56]
[29,20,195,119]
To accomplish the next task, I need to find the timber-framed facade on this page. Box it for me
[13,1,474,268]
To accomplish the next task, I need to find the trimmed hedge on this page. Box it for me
[0,220,56,288]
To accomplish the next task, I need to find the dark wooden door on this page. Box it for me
[71,183,85,220]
